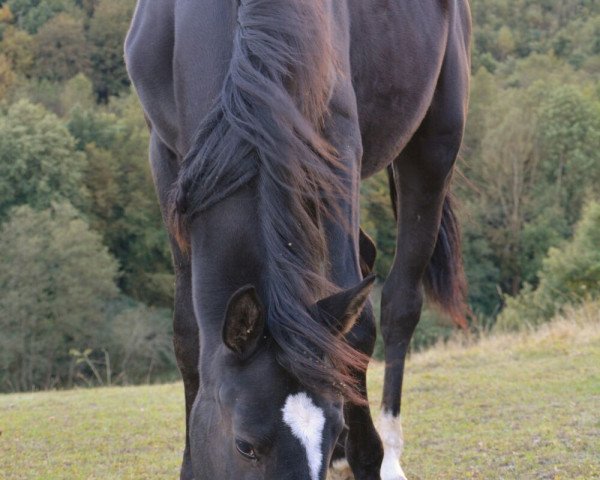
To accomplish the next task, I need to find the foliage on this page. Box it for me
[360,170,396,277]
[0,53,16,100]
[75,93,173,306]
[0,99,87,219]
[0,26,34,76]
[7,0,78,34]
[0,201,176,392]
[0,0,599,391]
[108,301,176,385]
[496,199,600,330]
[458,59,600,321]
[0,202,119,391]
[85,0,135,101]
[470,0,599,75]
[32,12,89,81]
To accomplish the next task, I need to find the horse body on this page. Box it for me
[350,0,470,177]
[126,1,470,479]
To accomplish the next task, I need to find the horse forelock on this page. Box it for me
[170,0,367,403]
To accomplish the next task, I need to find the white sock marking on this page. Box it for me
[330,458,350,472]
[377,410,407,480]
[282,392,326,480]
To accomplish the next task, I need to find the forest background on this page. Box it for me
[0,0,598,392]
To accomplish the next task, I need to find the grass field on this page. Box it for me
[1,306,599,480]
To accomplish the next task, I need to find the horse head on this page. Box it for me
[189,277,375,479]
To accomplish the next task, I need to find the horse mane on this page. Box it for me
[170,0,368,403]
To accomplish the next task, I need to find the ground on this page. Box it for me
[1,310,599,479]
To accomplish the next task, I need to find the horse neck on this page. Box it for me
[188,182,265,351]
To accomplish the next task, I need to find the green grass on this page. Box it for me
[2,308,599,480]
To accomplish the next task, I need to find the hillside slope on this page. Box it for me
[1,307,599,479]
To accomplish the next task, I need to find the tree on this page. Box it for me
[60,72,95,115]
[32,12,89,81]
[67,93,174,307]
[536,86,600,225]
[0,25,35,76]
[496,199,600,331]
[0,54,16,100]
[0,202,119,391]
[0,99,87,219]
[496,25,516,59]
[86,0,135,100]
[7,0,78,34]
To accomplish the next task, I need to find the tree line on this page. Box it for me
[0,0,598,391]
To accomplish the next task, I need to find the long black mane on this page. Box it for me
[171,0,367,401]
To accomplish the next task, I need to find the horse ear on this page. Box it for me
[222,285,265,358]
[317,275,376,335]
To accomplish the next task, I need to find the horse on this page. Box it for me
[125,1,470,479]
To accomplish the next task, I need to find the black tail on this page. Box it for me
[424,195,469,328]
[386,166,468,328]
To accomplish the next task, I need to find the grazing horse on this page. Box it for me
[125,0,470,479]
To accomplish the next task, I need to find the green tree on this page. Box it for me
[67,93,173,307]
[0,53,16,100]
[496,199,600,331]
[536,86,600,225]
[32,12,89,82]
[0,202,119,391]
[0,99,87,219]
[496,25,516,59]
[86,0,135,100]
[7,0,78,34]
[459,74,600,319]
[0,25,34,76]
[60,72,95,115]
[108,302,176,384]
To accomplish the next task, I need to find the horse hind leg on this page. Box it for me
[378,71,468,479]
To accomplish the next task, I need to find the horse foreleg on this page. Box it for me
[149,132,200,480]
[172,264,199,480]
[323,125,384,480]
[343,303,384,480]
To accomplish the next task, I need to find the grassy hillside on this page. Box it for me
[1,306,599,480]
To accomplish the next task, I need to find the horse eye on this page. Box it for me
[235,439,258,461]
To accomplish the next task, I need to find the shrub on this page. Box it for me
[496,199,600,331]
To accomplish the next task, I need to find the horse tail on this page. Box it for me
[423,194,469,329]
[386,165,468,328]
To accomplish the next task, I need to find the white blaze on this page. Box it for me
[377,410,407,480]
[282,392,326,480]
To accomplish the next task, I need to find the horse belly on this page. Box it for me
[348,0,449,178]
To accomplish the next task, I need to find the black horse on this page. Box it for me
[125,1,470,479]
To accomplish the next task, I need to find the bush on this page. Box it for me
[0,202,119,391]
[496,199,600,331]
